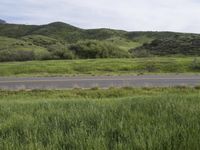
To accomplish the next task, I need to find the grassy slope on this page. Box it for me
[0,36,47,52]
[105,37,146,51]
[0,87,200,149]
[0,36,49,59]
[0,57,199,77]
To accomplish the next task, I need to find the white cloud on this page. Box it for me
[0,0,200,33]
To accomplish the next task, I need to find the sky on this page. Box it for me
[0,0,200,33]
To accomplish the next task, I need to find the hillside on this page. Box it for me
[0,19,6,24]
[129,34,200,57]
[0,21,200,61]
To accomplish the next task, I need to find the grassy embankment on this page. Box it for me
[0,87,200,149]
[0,57,200,77]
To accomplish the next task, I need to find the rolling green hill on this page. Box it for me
[0,21,200,61]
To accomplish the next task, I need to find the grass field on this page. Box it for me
[0,87,200,149]
[0,57,200,77]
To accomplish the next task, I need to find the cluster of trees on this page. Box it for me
[0,46,76,62]
[43,44,75,60]
[69,40,130,59]
[191,58,200,71]
[0,40,131,62]
[0,50,35,62]
[130,36,200,57]
[1,36,200,62]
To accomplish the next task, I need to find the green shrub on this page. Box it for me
[190,58,200,71]
[130,36,200,56]
[129,46,151,57]
[69,40,130,59]
[47,44,76,59]
[0,49,35,62]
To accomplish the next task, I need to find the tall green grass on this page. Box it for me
[0,57,200,77]
[0,87,200,149]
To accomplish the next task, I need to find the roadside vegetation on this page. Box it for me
[0,57,199,77]
[0,87,200,149]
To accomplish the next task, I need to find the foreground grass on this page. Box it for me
[0,87,200,149]
[0,57,200,77]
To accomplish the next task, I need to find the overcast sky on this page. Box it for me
[0,0,200,33]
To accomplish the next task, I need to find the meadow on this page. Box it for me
[0,57,200,77]
[0,87,200,149]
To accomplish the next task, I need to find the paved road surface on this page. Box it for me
[0,75,199,90]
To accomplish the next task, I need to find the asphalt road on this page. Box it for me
[0,75,199,90]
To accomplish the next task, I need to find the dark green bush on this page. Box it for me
[129,47,151,57]
[47,44,75,59]
[0,50,35,62]
[130,36,200,57]
[69,40,130,59]
[190,58,200,71]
